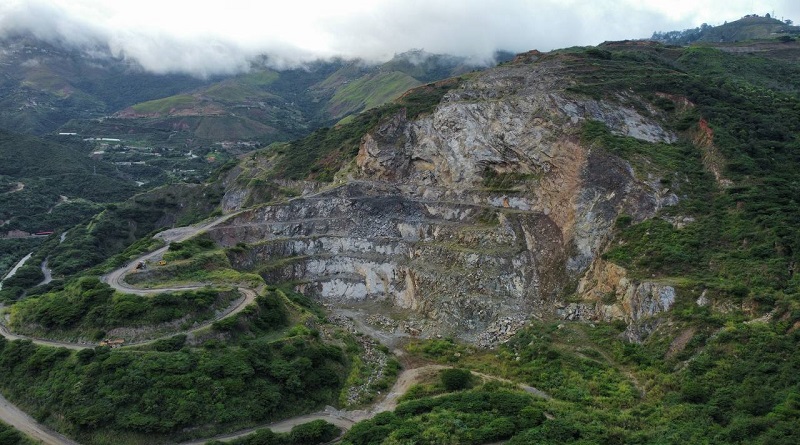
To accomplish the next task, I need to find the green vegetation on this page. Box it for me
[0,284,351,445]
[440,368,474,391]
[46,183,223,277]
[0,335,346,444]
[565,43,800,308]
[482,167,537,192]
[0,37,209,135]
[126,237,261,289]
[9,277,237,340]
[326,71,421,120]
[272,78,462,181]
[652,15,799,45]
[203,71,281,104]
[342,386,545,445]
[0,421,36,445]
[5,30,800,445]
[0,238,42,280]
[0,130,137,233]
[210,290,290,340]
[206,420,340,445]
[368,318,799,444]
[130,95,198,115]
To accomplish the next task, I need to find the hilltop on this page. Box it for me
[651,13,800,44]
[0,34,509,147]
[0,31,799,445]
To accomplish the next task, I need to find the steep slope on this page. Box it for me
[0,38,799,445]
[212,50,678,344]
[92,51,508,146]
[0,35,210,135]
[211,40,800,348]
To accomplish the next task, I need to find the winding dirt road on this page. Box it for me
[4,182,24,194]
[0,393,80,445]
[0,214,263,444]
[0,209,550,445]
[0,288,257,351]
[100,213,237,296]
[0,252,33,291]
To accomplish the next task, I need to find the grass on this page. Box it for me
[391,315,800,444]
[326,71,421,119]
[130,94,199,114]
[203,70,280,103]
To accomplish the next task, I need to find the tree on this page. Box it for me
[289,420,341,444]
[440,368,473,391]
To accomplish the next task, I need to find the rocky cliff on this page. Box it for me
[212,54,682,344]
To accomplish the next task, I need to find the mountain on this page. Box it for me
[0,35,212,135]
[651,14,800,45]
[69,50,511,147]
[1,36,799,445]
[0,35,508,149]
[207,40,800,441]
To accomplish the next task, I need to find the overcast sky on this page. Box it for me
[1,0,798,77]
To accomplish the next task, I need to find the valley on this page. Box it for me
[0,12,798,445]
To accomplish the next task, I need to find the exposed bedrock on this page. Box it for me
[215,58,679,344]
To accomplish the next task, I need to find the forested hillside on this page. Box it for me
[0,19,799,445]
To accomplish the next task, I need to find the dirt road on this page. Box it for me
[4,182,24,194]
[0,208,548,445]
[0,288,256,351]
[100,213,237,296]
[0,393,80,445]
[177,411,355,445]
[0,252,32,291]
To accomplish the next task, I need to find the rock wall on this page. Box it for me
[213,55,680,344]
[563,259,677,342]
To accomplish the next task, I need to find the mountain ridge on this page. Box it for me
[0,29,798,445]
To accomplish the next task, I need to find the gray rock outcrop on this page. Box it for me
[213,55,679,344]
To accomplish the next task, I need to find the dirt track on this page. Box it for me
[0,393,80,445]
[0,288,257,351]
[0,210,550,445]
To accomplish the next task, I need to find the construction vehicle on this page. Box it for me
[99,338,125,348]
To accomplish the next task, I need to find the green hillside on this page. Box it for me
[3,26,800,445]
[0,36,210,135]
[0,421,36,445]
[652,15,800,44]
[99,51,494,146]
[129,95,200,115]
[325,71,421,119]
[230,41,800,443]
[0,130,136,233]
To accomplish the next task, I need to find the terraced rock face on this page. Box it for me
[213,55,679,344]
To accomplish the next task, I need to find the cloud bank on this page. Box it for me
[1,0,797,77]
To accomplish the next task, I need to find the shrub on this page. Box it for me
[440,368,473,391]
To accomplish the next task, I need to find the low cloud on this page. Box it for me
[1,0,798,77]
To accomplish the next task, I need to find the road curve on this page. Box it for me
[100,213,238,296]
[0,393,80,445]
[0,288,257,351]
[0,322,91,350]
[0,214,252,445]
[0,213,252,352]
[177,411,355,445]
[0,209,549,445]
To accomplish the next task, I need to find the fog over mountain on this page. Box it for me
[2,0,799,77]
